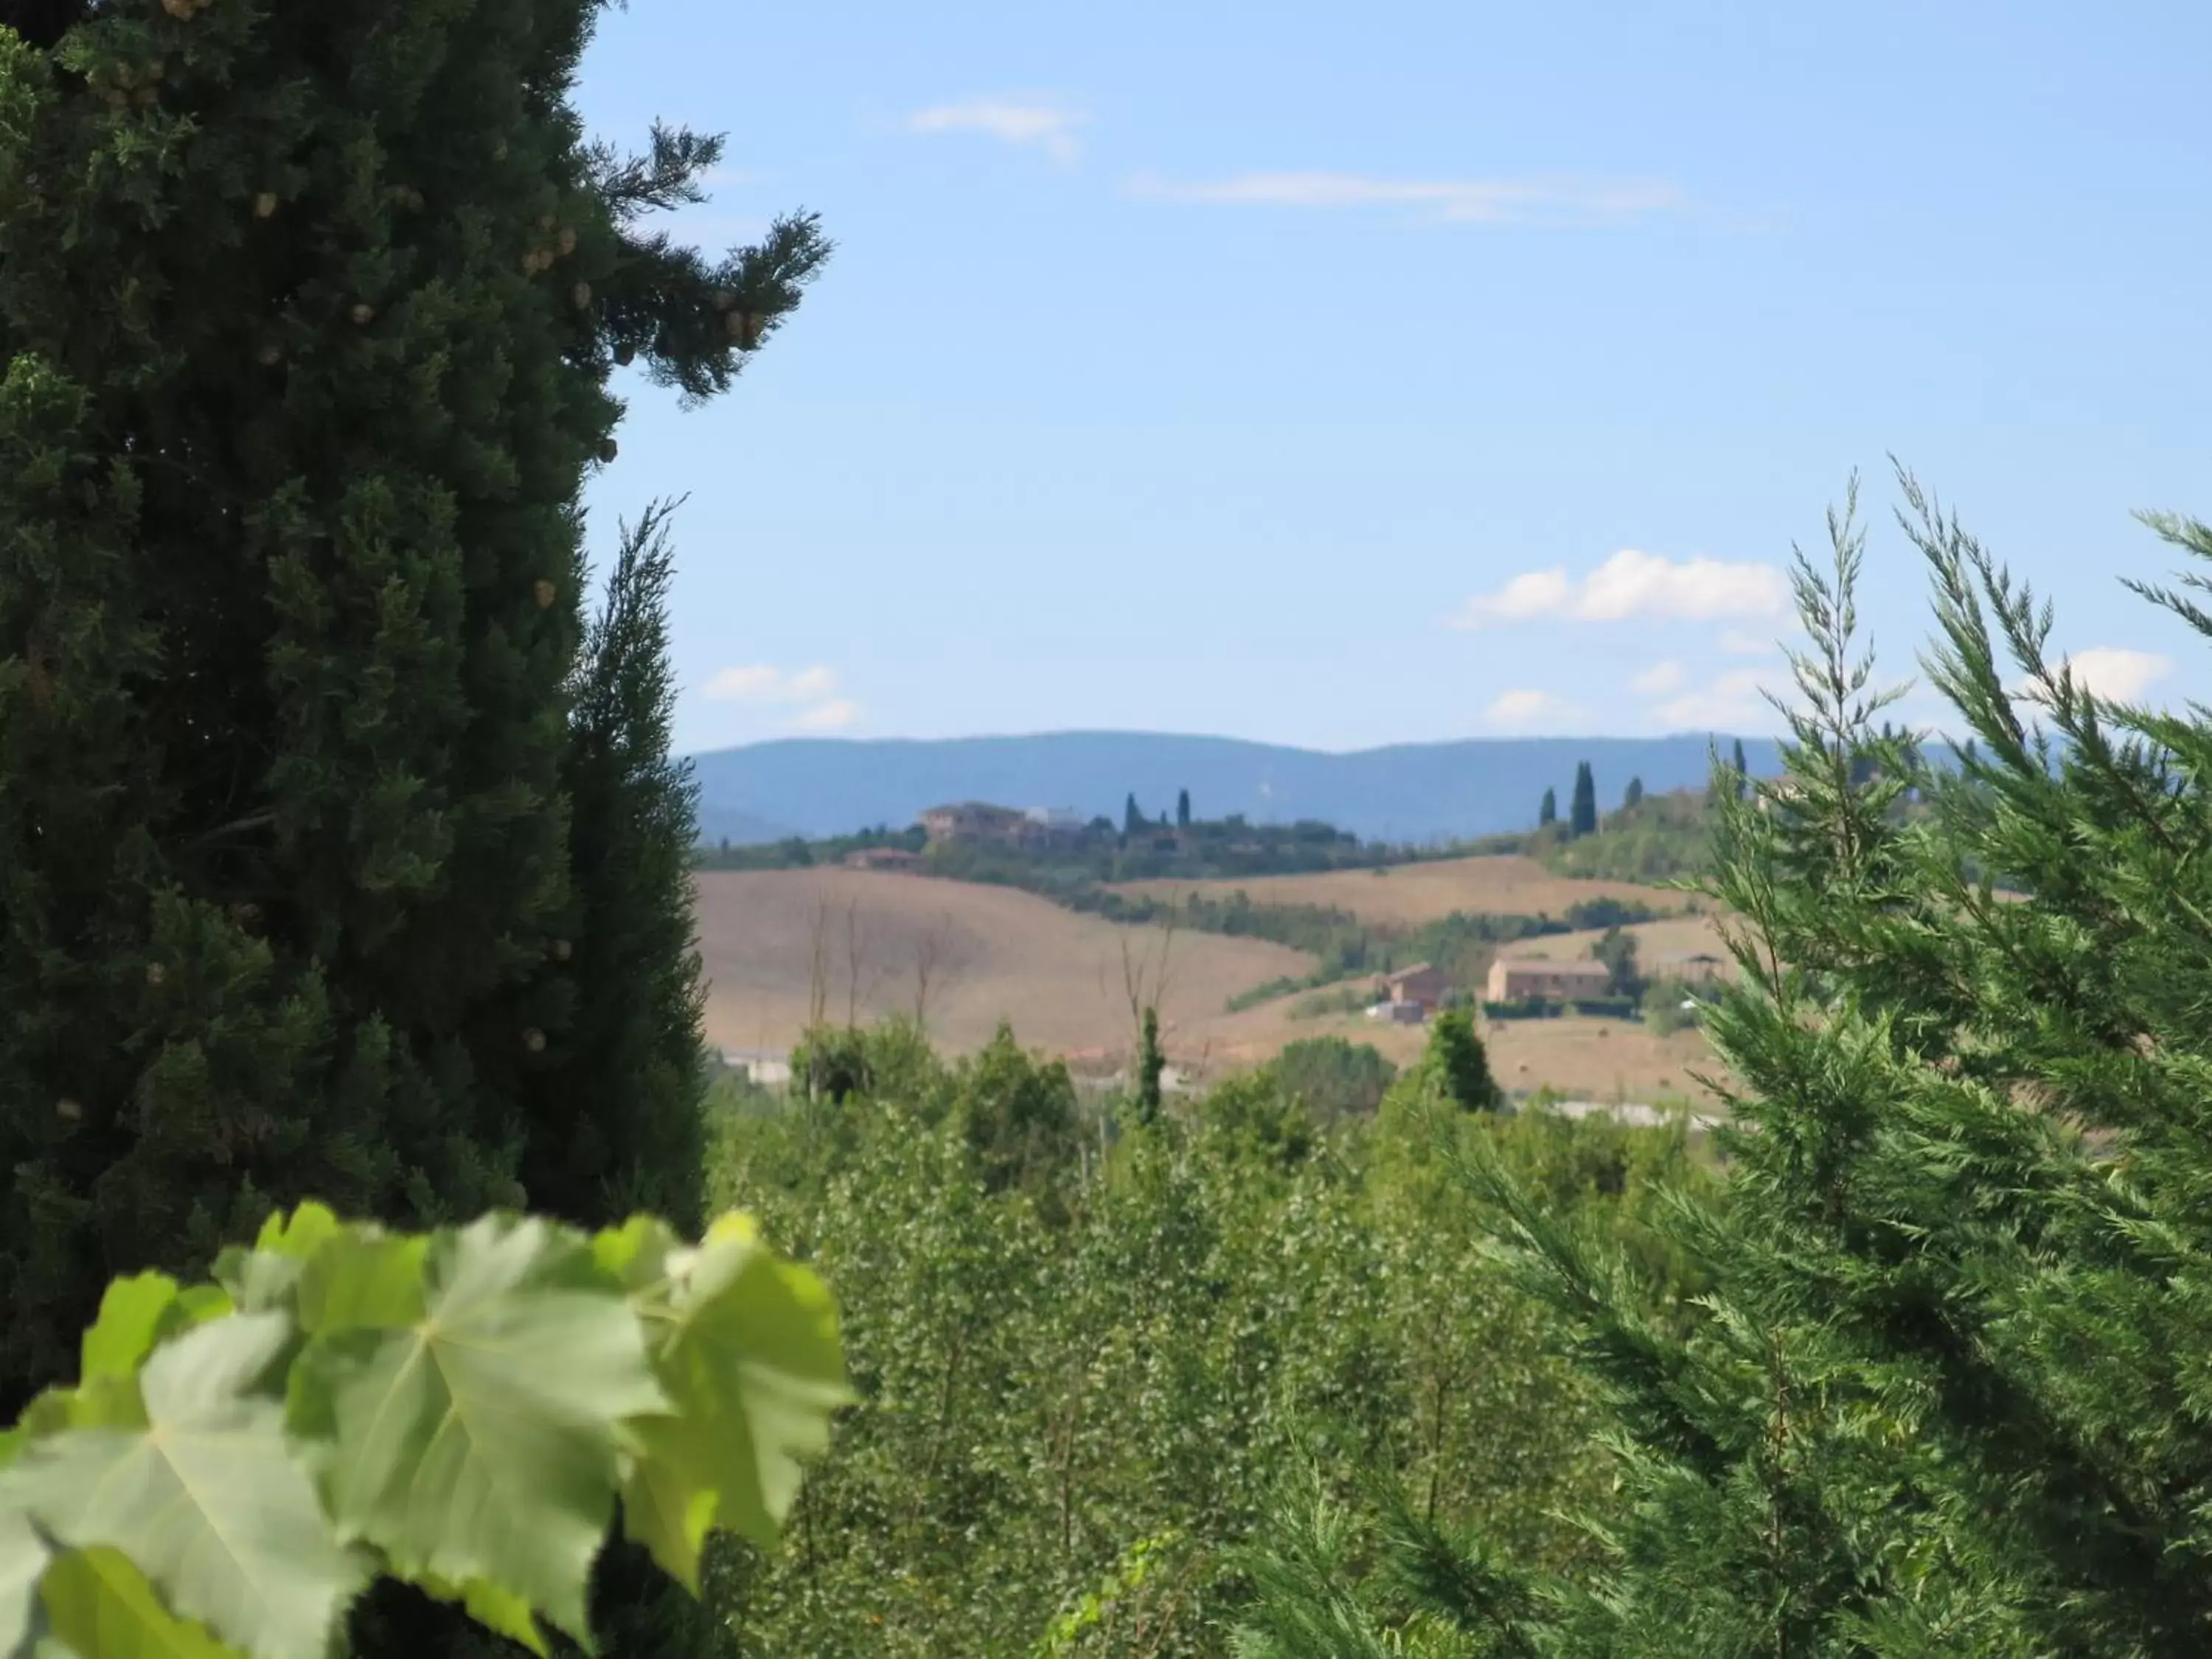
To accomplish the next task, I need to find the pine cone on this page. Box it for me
[533,579,556,609]
[254,192,277,218]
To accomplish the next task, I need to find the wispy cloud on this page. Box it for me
[1655,668,1777,731]
[909,96,1090,164]
[701,664,838,704]
[2019,646,2172,706]
[1630,661,1688,696]
[793,698,863,731]
[1453,550,1789,631]
[1486,688,1578,730]
[1124,170,1685,226]
[700,664,858,731]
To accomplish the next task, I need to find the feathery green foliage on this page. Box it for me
[1239,467,2212,1655]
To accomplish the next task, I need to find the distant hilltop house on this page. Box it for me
[919,801,1034,846]
[1659,951,1731,987]
[1380,962,1454,1015]
[843,846,924,874]
[918,801,1087,849]
[1486,958,1615,1004]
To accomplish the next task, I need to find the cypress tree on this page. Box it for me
[1124,792,1144,836]
[0,4,824,1655]
[1422,1009,1498,1111]
[1622,774,1644,810]
[1568,759,1597,836]
[1538,786,1557,827]
[1135,1005,1164,1123]
[531,499,705,1232]
[1177,787,1192,829]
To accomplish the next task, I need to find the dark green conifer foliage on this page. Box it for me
[1730,735,1749,797]
[0,5,824,1655]
[1568,760,1597,836]
[1178,787,1192,828]
[1538,787,1557,827]
[1124,792,1144,836]
[1422,1010,1498,1112]
[1135,1005,1166,1123]
[534,499,706,1234]
[1242,470,2212,1655]
[1622,775,1644,810]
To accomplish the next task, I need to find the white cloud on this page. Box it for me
[1656,669,1777,731]
[1630,661,1688,696]
[1123,171,1684,226]
[793,698,863,731]
[2051,646,2171,704]
[1486,688,1576,729]
[1453,549,1789,631]
[701,663,840,704]
[909,97,1089,163]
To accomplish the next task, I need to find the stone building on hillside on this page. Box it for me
[919,801,1034,846]
[1382,962,1454,1013]
[1486,957,1616,1004]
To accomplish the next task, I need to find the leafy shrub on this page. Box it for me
[1273,1037,1399,1119]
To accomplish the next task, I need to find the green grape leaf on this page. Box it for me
[39,1546,237,1659]
[296,1215,666,1645]
[1,1314,363,1659]
[620,1212,849,1584]
[420,1575,547,1658]
[0,1509,53,1659]
[254,1205,341,1259]
[80,1276,179,1382]
[293,1231,425,1336]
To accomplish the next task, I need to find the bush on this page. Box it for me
[1274,1038,1399,1119]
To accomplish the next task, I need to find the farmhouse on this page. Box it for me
[919,801,1036,846]
[1381,962,1454,1012]
[1486,958,1616,1003]
[843,846,924,873]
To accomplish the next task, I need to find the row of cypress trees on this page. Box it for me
[0,3,825,1655]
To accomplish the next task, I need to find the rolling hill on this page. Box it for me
[1112,854,1693,928]
[689,731,1781,846]
[692,860,1736,1102]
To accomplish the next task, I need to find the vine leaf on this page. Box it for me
[0,1509,52,1659]
[615,1212,850,1585]
[38,1545,239,1659]
[1,1315,361,1659]
[294,1215,666,1644]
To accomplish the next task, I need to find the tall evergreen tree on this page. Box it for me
[1622,775,1644,810]
[1124,792,1144,836]
[1568,759,1598,836]
[0,4,824,1655]
[532,499,704,1232]
[1729,734,1749,799]
[1135,1005,1165,1123]
[1177,787,1192,829]
[1538,787,1557,828]
[1243,472,2212,1655]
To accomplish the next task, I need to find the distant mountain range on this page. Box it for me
[688,731,1784,847]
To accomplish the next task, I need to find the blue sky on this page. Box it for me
[574,1,2212,757]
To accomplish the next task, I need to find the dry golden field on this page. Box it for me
[693,868,1314,1060]
[1110,855,1695,928]
[693,860,1733,1103]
